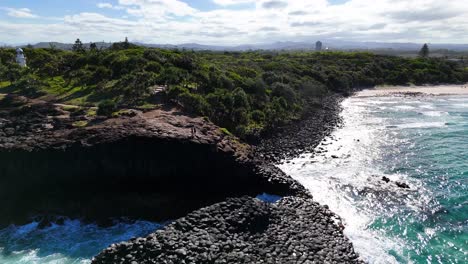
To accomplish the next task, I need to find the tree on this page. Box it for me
[89,42,98,51]
[72,38,85,53]
[419,43,429,58]
[123,37,130,49]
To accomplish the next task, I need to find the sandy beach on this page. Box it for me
[356,84,468,97]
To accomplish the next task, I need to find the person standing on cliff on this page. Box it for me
[191,125,197,138]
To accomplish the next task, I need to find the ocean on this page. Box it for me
[280,94,467,263]
[0,93,466,263]
[0,220,163,263]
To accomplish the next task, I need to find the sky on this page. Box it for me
[0,0,467,45]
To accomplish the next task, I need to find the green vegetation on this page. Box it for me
[419,44,430,58]
[97,99,117,117]
[1,44,467,138]
[72,120,89,127]
[220,128,233,137]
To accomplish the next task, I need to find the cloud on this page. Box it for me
[258,26,279,31]
[289,10,307,16]
[97,3,113,9]
[3,7,38,18]
[97,2,125,10]
[2,0,468,45]
[290,21,321,27]
[213,0,254,6]
[261,1,288,9]
[118,0,196,17]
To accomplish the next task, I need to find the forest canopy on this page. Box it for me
[1,45,467,138]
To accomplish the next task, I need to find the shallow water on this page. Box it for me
[280,94,467,263]
[0,219,163,263]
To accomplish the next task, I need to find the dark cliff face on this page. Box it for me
[0,137,262,224]
[0,103,308,226]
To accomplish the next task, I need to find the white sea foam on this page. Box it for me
[419,104,435,109]
[395,105,416,110]
[276,96,451,263]
[422,111,447,117]
[397,122,446,129]
[279,98,409,263]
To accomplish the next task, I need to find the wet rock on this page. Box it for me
[92,197,363,264]
[382,176,390,183]
[396,182,410,189]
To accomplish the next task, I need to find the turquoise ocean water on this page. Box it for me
[280,94,467,263]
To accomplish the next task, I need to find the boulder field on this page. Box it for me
[93,197,363,264]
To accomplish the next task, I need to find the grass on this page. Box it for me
[220,127,233,136]
[111,109,133,117]
[86,108,97,118]
[60,105,81,112]
[136,103,160,110]
[72,120,89,127]
[0,81,11,89]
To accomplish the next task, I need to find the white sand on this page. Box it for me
[356,84,468,97]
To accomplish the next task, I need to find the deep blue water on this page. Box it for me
[280,94,467,263]
[0,219,163,263]
[0,195,280,263]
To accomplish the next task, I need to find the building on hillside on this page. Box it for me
[315,41,323,51]
[16,48,27,67]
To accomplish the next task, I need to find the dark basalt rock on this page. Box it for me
[0,101,308,226]
[255,95,343,163]
[395,182,410,189]
[92,196,363,264]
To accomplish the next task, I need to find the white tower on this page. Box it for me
[16,48,27,67]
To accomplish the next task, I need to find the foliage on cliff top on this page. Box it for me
[0,45,467,138]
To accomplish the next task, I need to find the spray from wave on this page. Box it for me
[279,95,468,263]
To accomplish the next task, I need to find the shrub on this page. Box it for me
[97,99,117,116]
[250,110,266,123]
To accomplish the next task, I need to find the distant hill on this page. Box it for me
[11,40,468,52]
[24,42,113,50]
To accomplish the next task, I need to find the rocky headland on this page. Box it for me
[0,94,308,226]
[0,93,362,263]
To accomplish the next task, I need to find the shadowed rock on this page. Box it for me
[0,101,308,226]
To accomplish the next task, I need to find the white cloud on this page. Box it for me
[2,0,468,44]
[213,0,254,6]
[97,2,125,10]
[97,3,114,9]
[118,0,196,17]
[3,7,38,18]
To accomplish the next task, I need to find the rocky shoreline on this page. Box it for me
[0,93,363,263]
[255,94,344,163]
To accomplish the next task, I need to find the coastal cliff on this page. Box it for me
[0,95,307,226]
[0,94,362,263]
